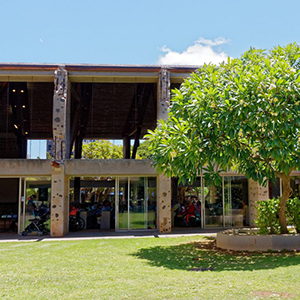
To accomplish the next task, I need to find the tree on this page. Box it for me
[146,43,300,233]
[81,140,151,160]
[136,140,153,159]
[82,140,123,159]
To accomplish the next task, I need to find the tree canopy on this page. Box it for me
[82,140,123,159]
[146,43,300,233]
[81,140,152,160]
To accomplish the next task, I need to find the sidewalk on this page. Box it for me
[0,228,223,243]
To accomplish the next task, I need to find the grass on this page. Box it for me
[0,236,300,299]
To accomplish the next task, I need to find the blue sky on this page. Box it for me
[2,0,300,158]
[1,0,300,65]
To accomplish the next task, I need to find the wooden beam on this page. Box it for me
[78,83,92,140]
[0,82,8,99]
[71,84,92,203]
[73,177,81,203]
[131,127,141,159]
[123,84,145,137]
[123,136,131,159]
[123,83,153,137]
[130,85,153,159]
[123,83,152,159]
[69,83,82,156]
[69,83,93,157]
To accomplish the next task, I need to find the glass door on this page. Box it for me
[19,177,51,235]
[18,178,26,234]
[130,177,147,230]
[224,176,249,227]
[224,176,232,227]
[116,177,157,231]
[0,177,19,234]
[147,177,157,229]
[117,177,129,230]
[203,179,223,227]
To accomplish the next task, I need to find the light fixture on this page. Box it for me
[20,90,24,93]
[22,105,26,108]
[25,132,28,135]
[14,105,17,108]
[12,89,16,93]
[14,124,18,129]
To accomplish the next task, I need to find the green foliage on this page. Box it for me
[286,197,300,233]
[136,140,153,159]
[82,140,123,159]
[80,140,151,160]
[146,43,300,186]
[147,43,300,231]
[255,198,281,234]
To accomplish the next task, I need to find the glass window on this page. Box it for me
[147,177,157,229]
[290,176,300,198]
[116,177,157,231]
[129,177,146,230]
[224,176,249,227]
[118,177,128,230]
[204,181,223,227]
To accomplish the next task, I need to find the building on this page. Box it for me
[0,63,279,236]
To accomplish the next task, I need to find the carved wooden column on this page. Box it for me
[157,68,172,233]
[50,67,69,236]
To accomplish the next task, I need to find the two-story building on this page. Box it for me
[0,63,280,236]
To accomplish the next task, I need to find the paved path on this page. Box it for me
[0,228,222,243]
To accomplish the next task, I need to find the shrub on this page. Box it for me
[255,198,281,234]
[286,197,300,233]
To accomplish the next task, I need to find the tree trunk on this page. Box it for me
[279,174,292,234]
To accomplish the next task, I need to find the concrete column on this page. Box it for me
[157,68,170,121]
[248,179,269,226]
[51,67,69,236]
[157,68,171,233]
[51,166,69,236]
[157,174,172,233]
[52,66,68,163]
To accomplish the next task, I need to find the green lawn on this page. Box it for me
[0,236,300,300]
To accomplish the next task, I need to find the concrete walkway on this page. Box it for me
[0,228,222,243]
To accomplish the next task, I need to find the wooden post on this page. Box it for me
[123,136,131,159]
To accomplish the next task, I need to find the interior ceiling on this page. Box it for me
[0,81,182,144]
[71,82,157,139]
[0,82,54,139]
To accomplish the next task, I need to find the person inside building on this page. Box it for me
[183,197,196,226]
[195,200,201,225]
[30,203,38,218]
[69,204,79,217]
[102,201,111,212]
[95,203,103,226]
[195,200,201,215]
[174,201,186,226]
[27,195,36,213]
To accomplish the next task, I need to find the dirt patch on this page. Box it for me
[252,291,293,298]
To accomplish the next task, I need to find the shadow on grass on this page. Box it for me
[132,239,300,272]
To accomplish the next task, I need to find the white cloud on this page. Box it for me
[157,37,229,66]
